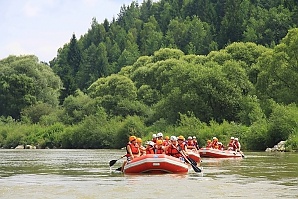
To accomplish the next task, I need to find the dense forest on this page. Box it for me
[1,0,298,151]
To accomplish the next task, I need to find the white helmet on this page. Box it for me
[193,136,196,139]
[152,134,157,138]
[231,137,235,140]
[170,136,177,141]
[235,138,239,141]
[188,136,192,140]
[157,132,163,137]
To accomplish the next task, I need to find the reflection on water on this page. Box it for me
[0,149,297,199]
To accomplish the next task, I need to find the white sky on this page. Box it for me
[0,0,145,62]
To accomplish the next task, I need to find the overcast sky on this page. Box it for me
[0,0,145,62]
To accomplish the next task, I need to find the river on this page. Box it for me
[0,149,297,199]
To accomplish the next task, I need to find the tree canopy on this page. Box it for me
[1,0,298,151]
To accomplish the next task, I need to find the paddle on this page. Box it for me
[109,155,126,167]
[233,150,245,158]
[239,151,245,158]
[173,144,202,173]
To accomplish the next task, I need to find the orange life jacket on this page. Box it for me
[178,143,186,151]
[166,145,181,158]
[126,142,139,157]
[146,147,155,154]
[162,140,169,146]
[155,146,165,154]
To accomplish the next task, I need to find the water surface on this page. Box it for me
[0,149,297,199]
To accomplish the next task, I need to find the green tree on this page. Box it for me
[61,90,98,125]
[256,28,298,104]
[88,74,138,116]
[0,55,62,119]
[140,16,163,55]
[219,0,250,47]
[243,5,293,45]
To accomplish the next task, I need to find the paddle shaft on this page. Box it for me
[109,155,126,167]
[172,144,202,173]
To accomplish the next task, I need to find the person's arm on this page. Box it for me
[127,145,134,159]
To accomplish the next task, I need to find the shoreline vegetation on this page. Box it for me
[1,1,298,152]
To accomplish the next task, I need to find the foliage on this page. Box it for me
[115,115,145,148]
[2,1,298,150]
[0,55,62,119]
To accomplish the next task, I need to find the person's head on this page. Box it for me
[187,136,192,141]
[193,136,197,140]
[157,132,163,140]
[178,135,185,143]
[170,136,177,143]
[165,136,169,140]
[136,138,142,144]
[156,139,163,146]
[230,137,235,140]
[129,136,137,142]
[146,141,154,148]
[152,134,157,140]
[207,140,211,143]
[234,138,238,142]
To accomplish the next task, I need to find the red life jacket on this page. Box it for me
[162,140,169,146]
[211,141,218,149]
[233,142,240,150]
[155,146,165,154]
[146,147,155,154]
[187,140,194,146]
[126,142,139,157]
[228,140,234,147]
[206,142,212,148]
[178,143,186,151]
[166,145,181,158]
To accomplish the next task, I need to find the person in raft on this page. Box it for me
[152,134,157,143]
[136,137,146,156]
[121,135,140,172]
[186,136,197,152]
[165,136,188,162]
[154,139,165,154]
[145,141,155,154]
[177,135,188,153]
[218,142,224,150]
[163,136,170,146]
[227,137,235,150]
[192,136,199,150]
[157,132,164,140]
[233,138,241,152]
[206,139,212,148]
[211,137,219,149]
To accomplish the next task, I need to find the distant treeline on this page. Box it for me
[0,0,298,151]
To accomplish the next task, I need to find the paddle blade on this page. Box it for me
[109,159,117,167]
[115,167,122,172]
[191,164,202,173]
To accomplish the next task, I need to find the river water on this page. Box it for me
[0,149,297,199]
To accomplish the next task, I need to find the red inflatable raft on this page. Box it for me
[123,154,188,174]
[198,148,244,158]
[187,149,201,163]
